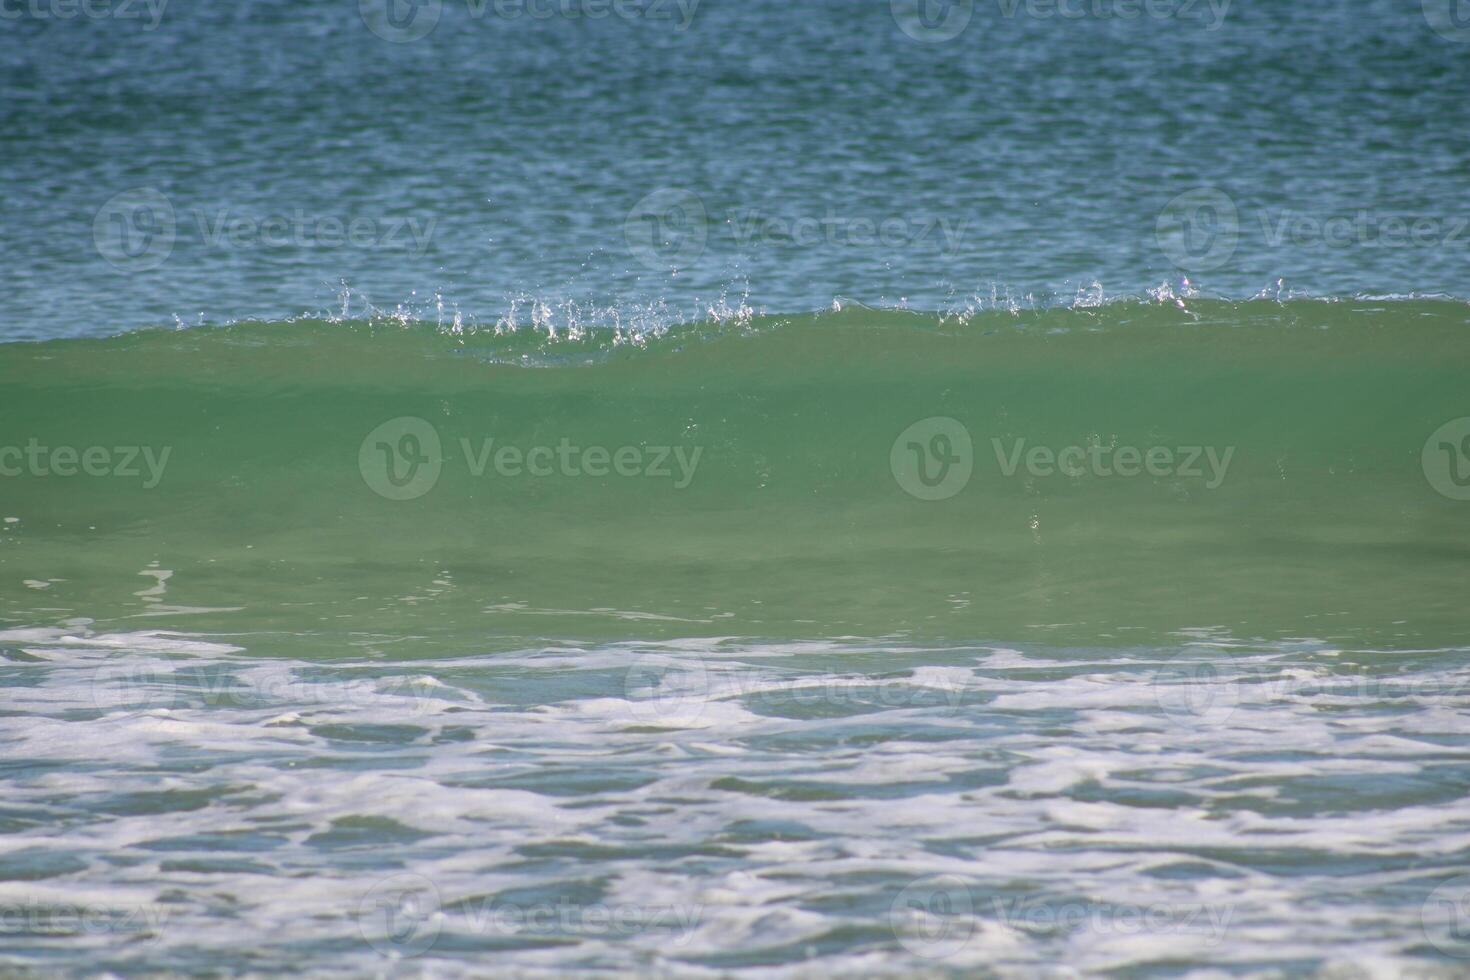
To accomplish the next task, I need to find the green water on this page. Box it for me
[3,299,1467,651]
[7,0,1470,972]
[4,303,1470,976]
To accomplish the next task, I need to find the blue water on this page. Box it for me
[3,0,1469,339]
[5,2,1470,976]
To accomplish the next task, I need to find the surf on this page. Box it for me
[1,296,1467,651]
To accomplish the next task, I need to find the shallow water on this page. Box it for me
[4,0,1470,975]
[7,627,1470,976]
[3,302,1470,974]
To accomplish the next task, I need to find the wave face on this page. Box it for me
[2,297,1468,650]
[5,299,1470,976]
[10,0,1470,973]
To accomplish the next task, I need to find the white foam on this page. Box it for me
[3,626,1467,975]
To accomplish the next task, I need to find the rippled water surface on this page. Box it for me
[3,0,1469,336]
[4,0,1470,976]
[5,627,1469,976]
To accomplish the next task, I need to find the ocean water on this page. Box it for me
[4,1,1470,977]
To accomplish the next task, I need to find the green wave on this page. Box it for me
[2,298,1468,652]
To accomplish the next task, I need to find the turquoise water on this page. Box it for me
[4,1,1470,976]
